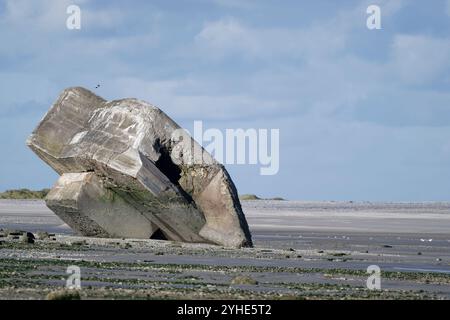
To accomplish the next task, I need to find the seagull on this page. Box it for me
[95,84,100,89]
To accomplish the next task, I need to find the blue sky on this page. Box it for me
[1,0,450,201]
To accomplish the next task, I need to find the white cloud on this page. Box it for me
[1,0,82,32]
[194,18,258,58]
[390,34,450,85]
[0,0,155,36]
[0,0,160,79]
[194,17,347,61]
[209,0,257,10]
[105,77,288,121]
[194,0,406,62]
[379,0,405,16]
[0,1,445,123]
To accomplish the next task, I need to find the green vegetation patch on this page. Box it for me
[0,188,50,199]
[239,194,285,201]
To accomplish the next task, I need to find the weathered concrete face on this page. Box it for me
[27,87,252,248]
[46,172,158,239]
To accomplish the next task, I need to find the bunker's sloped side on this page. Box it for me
[46,172,159,238]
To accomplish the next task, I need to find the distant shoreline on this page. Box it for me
[0,189,285,201]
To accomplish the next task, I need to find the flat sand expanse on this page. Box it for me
[3,199,450,234]
[1,200,450,299]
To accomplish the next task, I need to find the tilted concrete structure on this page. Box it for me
[27,87,252,248]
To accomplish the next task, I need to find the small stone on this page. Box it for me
[26,232,35,240]
[121,243,132,249]
[20,234,34,244]
[37,231,50,240]
[46,290,81,300]
[230,275,258,285]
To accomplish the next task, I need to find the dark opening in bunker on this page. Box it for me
[150,228,168,240]
[154,143,194,204]
[155,146,182,186]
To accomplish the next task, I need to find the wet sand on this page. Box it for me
[1,199,450,299]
